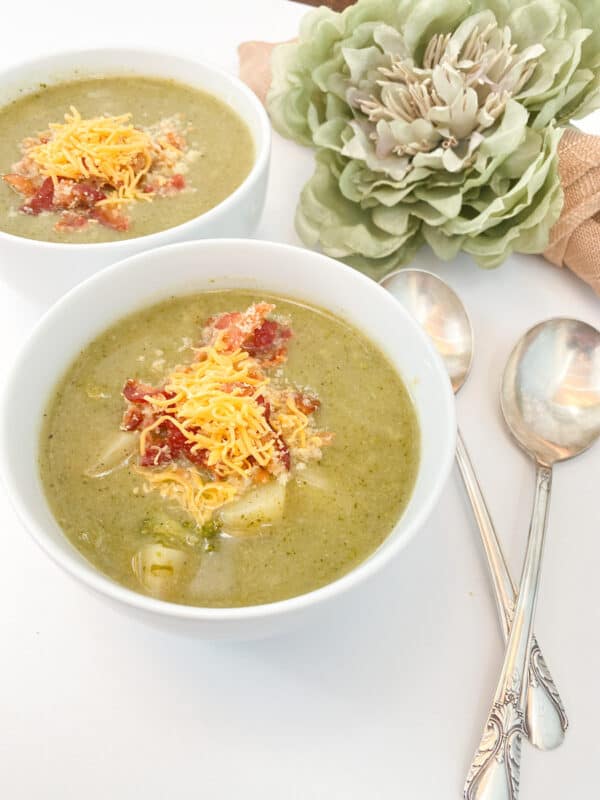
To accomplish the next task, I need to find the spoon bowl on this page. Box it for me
[380,269,473,393]
[501,318,600,466]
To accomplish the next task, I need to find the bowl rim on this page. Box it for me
[0,239,456,622]
[0,46,271,252]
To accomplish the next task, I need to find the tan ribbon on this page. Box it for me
[239,42,600,296]
[544,129,600,295]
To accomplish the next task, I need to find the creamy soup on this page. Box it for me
[40,292,419,607]
[0,77,254,242]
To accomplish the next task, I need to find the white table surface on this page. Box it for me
[1,2,599,798]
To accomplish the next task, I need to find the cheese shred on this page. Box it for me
[134,465,238,527]
[27,107,154,206]
[143,341,280,481]
[127,312,332,527]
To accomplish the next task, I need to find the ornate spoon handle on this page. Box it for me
[455,432,567,751]
[464,463,553,800]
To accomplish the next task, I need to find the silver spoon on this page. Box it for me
[464,317,600,799]
[381,269,568,750]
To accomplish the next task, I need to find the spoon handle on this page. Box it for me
[464,463,553,800]
[455,431,567,751]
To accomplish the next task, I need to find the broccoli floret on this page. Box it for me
[141,511,222,552]
[201,518,222,539]
[141,512,188,542]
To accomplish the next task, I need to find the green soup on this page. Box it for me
[0,77,254,242]
[39,292,420,607]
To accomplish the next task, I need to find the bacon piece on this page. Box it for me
[274,434,291,471]
[253,467,271,484]
[184,445,211,469]
[294,392,320,415]
[203,303,292,366]
[169,173,185,190]
[255,394,271,423]
[206,303,274,351]
[121,405,145,431]
[122,379,175,404]
[221,382,254,396]
[69,181,106,207]
[207,311,246,350]
[51,179,107,210]
[139,419,180,468]
[255,394,290,471]
[124,379,158,403]
[139,442,171,468]
[21,177,54,215]
[243,319,292,366]
[123,381,212,469]
[91,206,130,231]
[55,211,88,232]
[143,173,186,198]
[166,131,185,150]
[244,320,280,352]
[2,173,37,197]
[138,417,210,470]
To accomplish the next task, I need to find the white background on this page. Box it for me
[1,2,599,798]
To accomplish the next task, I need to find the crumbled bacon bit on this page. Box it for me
[207,311,247,351]
[244,319,293,366]
[255,394,290,470]
[170,173,185,190]
[256,394,271,422]
[138,417,211,470]
[90,206,130,231]
[166,131,185,150]
[294,392,320,415]
[139,443,171,468]
[205,304,292,366]
[69,181,106,207]
[221,382,255,396]
[274,434,291,471]
[253,467,271,484]
[55,211,89,232]
[121,405,145,431]
[21,177,54,215]
[2,173,37,197]
[122,378,174,403]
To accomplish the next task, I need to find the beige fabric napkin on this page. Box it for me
[239,42,600,295]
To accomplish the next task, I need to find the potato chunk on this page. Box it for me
[218,480,286,536]
[85,431,137,478]
[132,544,188,598]
[294,464,331,492]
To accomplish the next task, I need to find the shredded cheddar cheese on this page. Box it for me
[134,465,238,527]
[27,107,154,206]
[142,342,282,481]
[124,306,332,528]
[274,395,310,449]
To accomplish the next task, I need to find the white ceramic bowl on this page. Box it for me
[0,49,270,305]
[0,240,456,639]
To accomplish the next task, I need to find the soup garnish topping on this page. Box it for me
[121,303,333,531]
[2,107,197,232]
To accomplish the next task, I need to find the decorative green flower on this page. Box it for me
[268,0,600,277]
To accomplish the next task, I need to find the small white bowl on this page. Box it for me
[0,48,271,304]
[0,240,456,639]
